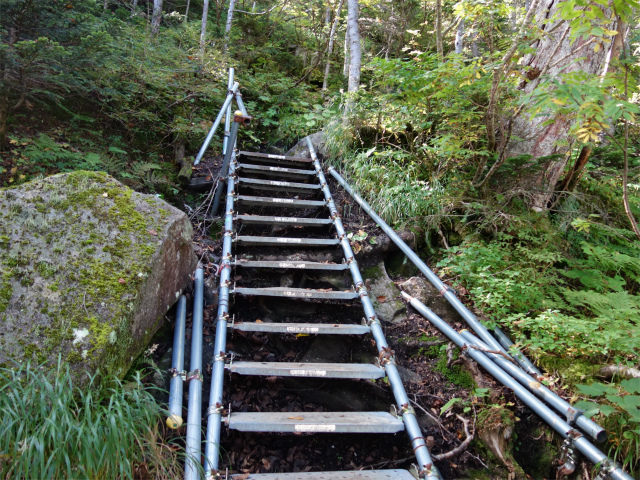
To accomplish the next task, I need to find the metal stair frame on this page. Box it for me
[305,138,440,480]
[204,158,237,478]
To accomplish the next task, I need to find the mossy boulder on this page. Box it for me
[0,171,196,385]
[364,261,406,324]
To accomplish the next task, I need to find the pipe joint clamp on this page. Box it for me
[439,285,456,296]
[206,403,225,417]
[418,463,435,479]
[398,403,415,416]
[565,407,584,427]
[186,369,203,383]
[168,368,186,380]
[378,347,395,365]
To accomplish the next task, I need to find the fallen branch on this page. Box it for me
[432,415,474,461]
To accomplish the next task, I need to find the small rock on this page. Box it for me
[364,261,406,324]
[396,364,423,384]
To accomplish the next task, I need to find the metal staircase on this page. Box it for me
[203,140,440,480]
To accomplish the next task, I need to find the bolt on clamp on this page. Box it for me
[206,403,225,417]
[185,369,203,383]
[168,368,187,380]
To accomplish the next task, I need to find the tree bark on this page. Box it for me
[436,0,443,61]
[151,0,163,35]
[556,146,592,194]
[322,0,346,91]
[455,18,464,54]
[224,0,237,53]
[346,0,361,93]
[200,0,210,52]
[130,0,138,16]
[343,27,350,77]
[184,0,191,21]
[502,3,617,211]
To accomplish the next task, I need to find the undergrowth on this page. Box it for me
[0,360,182,479]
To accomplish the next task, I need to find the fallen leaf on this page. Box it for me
[377,296,387,303]
[255,319,263,323]
[118,278,126,284]
[288,416,304,420]
[102,192,108,197]
[148,229,157,236]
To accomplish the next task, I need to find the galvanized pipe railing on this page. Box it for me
[458,330,606,443]
[307,138,441,480]
[328,167,545,378]
[403,292,632,480]
[221,69,235,156]
[204,153,237,479]
[211,115,241,215]
[194,81,239,166]
[167,295,187,429]
[185,268,205,480]
[492,326,542,377]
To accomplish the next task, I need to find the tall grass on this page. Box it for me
[324,120,446,226]
[0,360,181,479]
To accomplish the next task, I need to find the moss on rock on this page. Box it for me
[0,171,196,386]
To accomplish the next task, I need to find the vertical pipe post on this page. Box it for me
[194,82,239,165]
[328,167,543,374]
[211,117,241,216]
[204,154,237,478]
[185,269,204,480]
[403,292,633,480]
[306,138,441,480]
[222,68,234,156]
[167,295,187,429]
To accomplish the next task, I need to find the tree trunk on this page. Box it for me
[322,0,346,91]
[556,146,592,194]
[436,0,443,61]
[503,3,616,211]
[343,28,350,77]
[130,0,138,16]
[346,0,361,93]
[224,0,237,53]
[103,0,109,12]
[200,0,210,52]
[455,19,464,54]
[184,0,191,21]
[151,0,163,35]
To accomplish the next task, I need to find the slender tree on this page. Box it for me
[184,0,191,21]
[436,0,443,61]
[346,0,361,93]
[224,0,238,53]
[151,0,163,35]
[343,28,350,77]
[322,0,346,91]
[200,0,210,52]
[455,19,464,54]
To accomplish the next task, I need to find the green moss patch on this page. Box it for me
[0,171,182,385]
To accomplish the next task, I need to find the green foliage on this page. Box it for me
[437,218,640,359]
[574,379,640,471]
[0,360,180,479]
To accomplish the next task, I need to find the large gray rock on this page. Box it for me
[285,131,327,158]
[399,276,460,322]
[363,261,406,324]
[0,171,196,384]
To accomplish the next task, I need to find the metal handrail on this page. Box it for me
[194,80,239,165]
[404,292,632,480]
